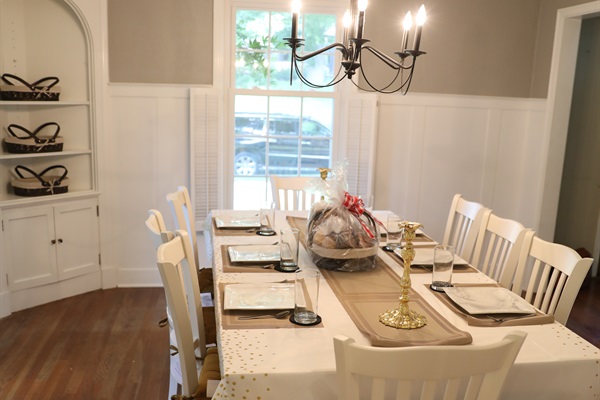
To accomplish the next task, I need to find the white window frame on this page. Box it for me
[222,0,350,209]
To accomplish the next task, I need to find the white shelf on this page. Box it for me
[0,100,90,106]
[0,150,92,160]
[0,190,99,208]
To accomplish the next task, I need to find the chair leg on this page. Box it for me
[169,370,179,399]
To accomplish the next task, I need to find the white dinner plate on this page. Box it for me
[228,245,280,263]
[443,286,536,315]
[394,247,468,265]
[224,282,295,310]
[215,214,260,228]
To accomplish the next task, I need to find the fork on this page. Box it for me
[485,314,535,323]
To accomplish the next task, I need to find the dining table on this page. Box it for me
[205,209,600,400]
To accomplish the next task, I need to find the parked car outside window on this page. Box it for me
[234,113,332,176]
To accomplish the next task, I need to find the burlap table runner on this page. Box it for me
[287,215,472,346]
[220,245,283,273]
[218,283,324,330]
[426,283,555,327]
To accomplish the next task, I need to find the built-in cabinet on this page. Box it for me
[0,0,102,317]
[2,198,99,291]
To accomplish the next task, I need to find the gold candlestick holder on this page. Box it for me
[379,221,427,329]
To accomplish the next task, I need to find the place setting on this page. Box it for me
[213,204,277,237]
[221,227,302,273]
[423,245,554,326]
[219,268,323,329]
[386,244,476,274]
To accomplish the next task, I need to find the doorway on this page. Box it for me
[554,17,600,276]
[538,2,600,277]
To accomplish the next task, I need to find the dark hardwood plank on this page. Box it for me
[566,276,600,348]
[0,288,169,399]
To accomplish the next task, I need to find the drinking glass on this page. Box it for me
[280,228,300,271]
[431,245,455,292]
[386,215,403,251]
[293,269,320,325]
[258,201,275,235]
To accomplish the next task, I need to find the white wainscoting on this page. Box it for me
[374,93,546,242]
[104,87,546,286]
[105,84,194,287]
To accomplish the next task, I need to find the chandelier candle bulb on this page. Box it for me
[342,10,352,49]
[356,0,368,40]
[291,0,301,39]
[412,4,426,51]
[401,11,412,52]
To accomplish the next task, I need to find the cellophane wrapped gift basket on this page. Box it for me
[306,162,383,272]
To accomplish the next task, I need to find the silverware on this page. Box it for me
[237,310,291,320]
[485,313,535,323]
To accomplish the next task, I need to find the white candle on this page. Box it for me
[342,10,352,47]
[291,0,301,39]
[412,5,426,51]
[401,11,412,52]
[357,0,368,40]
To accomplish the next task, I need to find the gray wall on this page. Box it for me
[107,0,213,84]
[106,0,592,95]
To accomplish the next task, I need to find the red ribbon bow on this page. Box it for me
[343,192,375,239]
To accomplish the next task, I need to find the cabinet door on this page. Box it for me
[3,206,57,291]
[54,199,99,281]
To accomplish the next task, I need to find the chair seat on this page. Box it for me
[196,347,221,400]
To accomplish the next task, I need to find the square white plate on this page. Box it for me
[394,247,468,265]
[228,245,280,263]
[215,214,260,228]
[443,286,536,315]
[224,282,295,310]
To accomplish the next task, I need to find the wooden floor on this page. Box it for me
[1,278,598,399]
[0,288,170,399]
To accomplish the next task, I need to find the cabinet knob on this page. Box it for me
[51,239,56,245]
[58,239,63,244]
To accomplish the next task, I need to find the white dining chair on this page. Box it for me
[146,212,214,397]
[508,232,593,325]
[471,212,531,284]
[167,186,215,297]
[270,175,318,211]
[442,194,491,263]
[333,331,527,400]
[166,186,200,265]
[145,210,180,396]
[157,231,221,400]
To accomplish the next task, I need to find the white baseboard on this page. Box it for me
[117,268,162,287]
[10,271,102,313]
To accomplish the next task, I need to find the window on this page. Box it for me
[232,7,338,209]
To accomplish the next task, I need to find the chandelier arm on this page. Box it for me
[288,42,348,62]
[353,60,416,94]
[362,46,413,70]
[360,65,402,92]
[292,57,348,88]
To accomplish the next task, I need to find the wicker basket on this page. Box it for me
[0,74,60,101]
[307,204,379,272]
[3,122,63,153]
[11,165,69,197]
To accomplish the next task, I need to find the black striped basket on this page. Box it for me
[11,165,69,197]
[0,74,60,101]
[3,122,63,153]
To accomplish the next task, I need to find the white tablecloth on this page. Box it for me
[206,210,600,400]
